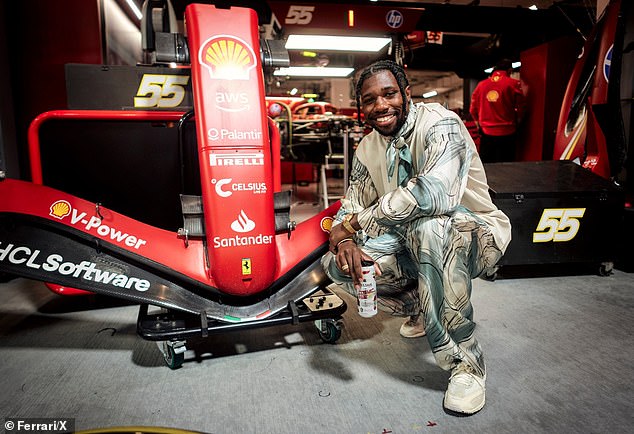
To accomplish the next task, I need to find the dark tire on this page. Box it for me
[318,320,342,344]
[163,342,184,369]
[599,262,614,276]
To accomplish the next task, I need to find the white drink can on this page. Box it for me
[357,260,377,318]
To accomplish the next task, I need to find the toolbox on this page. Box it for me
[485,161,624,274]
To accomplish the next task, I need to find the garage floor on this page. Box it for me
[1,182,633,434]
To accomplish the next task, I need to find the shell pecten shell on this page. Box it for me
[49,200,71,219]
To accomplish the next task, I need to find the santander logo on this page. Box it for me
[230,210,256,233]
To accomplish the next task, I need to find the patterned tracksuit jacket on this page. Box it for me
[322,102,512,376]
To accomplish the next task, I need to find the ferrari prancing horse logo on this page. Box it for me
[242,258,252,275]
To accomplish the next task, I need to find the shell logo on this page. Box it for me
[320,216,334,233]
[486,90,500,102]
[50,200,71,219]
[199,35,256,80]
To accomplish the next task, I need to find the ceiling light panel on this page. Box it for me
[274,67,355,77]
[285,35,391,52]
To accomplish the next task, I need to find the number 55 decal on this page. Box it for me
[533,208,586,243]
[134,74,190,108]
[285,5,314,24]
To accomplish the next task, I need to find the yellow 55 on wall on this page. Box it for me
[533,208,586,243]
[134,74,190,108]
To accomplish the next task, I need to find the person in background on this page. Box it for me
[470,59,526,162]
[322,60,511,415]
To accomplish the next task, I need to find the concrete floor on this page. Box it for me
[1,182,633,433]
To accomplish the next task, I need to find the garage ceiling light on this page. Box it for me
[125,0,142,19]
[484,61,522,74]
[285,35,391,52]
[274,67,355,77]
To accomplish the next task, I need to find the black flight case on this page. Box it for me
[485,160,625,276]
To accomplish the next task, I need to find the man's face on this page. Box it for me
[359,70,411,137]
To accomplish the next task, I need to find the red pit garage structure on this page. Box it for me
[0,4,346,369]
[484,0,632,276]
[0,0,632,366]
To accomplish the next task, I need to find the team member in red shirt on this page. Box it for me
[470,59,526,162]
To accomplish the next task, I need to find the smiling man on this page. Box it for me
[322,60,512,415]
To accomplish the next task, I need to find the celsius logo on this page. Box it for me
[213,178,233,197]
[212,178,267,197]
[386,10,403,29]
[231,210,256,233]
[199,35,256,80]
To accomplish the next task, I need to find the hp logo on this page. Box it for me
[386,10,403,29]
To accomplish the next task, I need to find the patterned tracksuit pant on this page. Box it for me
[322,207,503,377]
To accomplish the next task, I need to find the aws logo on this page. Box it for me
[199,35,256,80]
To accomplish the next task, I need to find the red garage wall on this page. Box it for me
[517,36,580,161]
[6,0,103,178]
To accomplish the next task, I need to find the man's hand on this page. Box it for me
[329,221,354,254]
[329,214,380,288]
[329,213,361,253]
[335,241,368,289]
[330,238,381,290]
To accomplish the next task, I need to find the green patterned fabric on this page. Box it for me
[386,102,417,187]
[322,102,511,377]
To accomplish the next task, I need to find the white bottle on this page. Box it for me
[357,260,377,318]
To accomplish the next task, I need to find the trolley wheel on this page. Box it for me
[161,341,185,370]
[599,261,614,276]
[316,319,342,344]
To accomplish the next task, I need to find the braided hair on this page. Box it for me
[355,60,410,123]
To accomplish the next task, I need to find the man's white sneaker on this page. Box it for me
[399,316,426,338]
[443,362,486,415]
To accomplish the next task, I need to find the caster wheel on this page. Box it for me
[599,262,613,276]
[316,319,342,344]
[161,341,185,369]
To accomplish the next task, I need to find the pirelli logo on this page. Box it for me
[209,153,264,167]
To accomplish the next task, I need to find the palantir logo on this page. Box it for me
[208,128,220,140]
[230,210,256,233]
[386,10,403,29]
